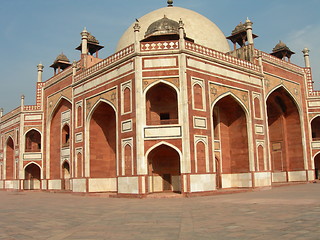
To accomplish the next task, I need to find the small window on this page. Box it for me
[160,113,170,120]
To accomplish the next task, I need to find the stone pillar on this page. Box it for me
[72,61,77,76]
[302,48,311,68]
[179,18,185,50]
[133,20,141,53]
[81,27,89,55]
[21,95,25,111]
[245,18,254,45]
[37,63,44,82]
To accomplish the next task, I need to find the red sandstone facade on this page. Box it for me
[0,3,318,196]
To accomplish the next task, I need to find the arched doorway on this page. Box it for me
[6,137,14,180]
[62,161,70,190]
[311,116,320,141]
[147,144,181,193]
[213,95,250,176]
[50,99,72,179]
[266,87,304,180]
[146,83,178,125]
[24,163,41,190]
[314,154,320,179]
[89,102,116,178]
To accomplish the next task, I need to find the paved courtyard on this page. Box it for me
[1,183,320,240]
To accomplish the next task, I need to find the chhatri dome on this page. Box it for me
[116,1,230,53]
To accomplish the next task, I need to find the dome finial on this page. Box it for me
[167,0,173,7]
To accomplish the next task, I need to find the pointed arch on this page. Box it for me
[24,162,41,190]
[88,100,117,178]
[192,82,204,110]
[146,142,181,193]
[123,86,131,113]
[314,152,320,179]
[253,96,261,119]
[49,98,72,179]
[144,79,180,94]
[5,136,15,180]
[25,129,42,152]
[124,143,133,176]
[266,86,304,175]
[211,91,250,116]
[145,141,182,160]
[48,96,72,123]
[212,94,250,174]
[145,81,179,125]
[311,115,320,140]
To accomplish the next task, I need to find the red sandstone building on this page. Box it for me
[0,1,319,196]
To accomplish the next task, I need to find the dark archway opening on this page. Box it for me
[148,145,180,193]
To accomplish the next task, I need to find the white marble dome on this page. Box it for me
[116,6,230,53]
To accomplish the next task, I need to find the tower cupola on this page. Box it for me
[271,41,295,62]
[76,30,104,57]
[50,53,71,75]
[227,20,258,50]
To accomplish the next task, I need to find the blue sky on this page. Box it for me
[1,0,320,113]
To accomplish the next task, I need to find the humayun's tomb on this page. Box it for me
[0,1,319,196]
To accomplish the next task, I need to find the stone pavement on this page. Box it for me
[1,183,320,240]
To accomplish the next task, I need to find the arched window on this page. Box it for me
[62,124,70,147]
[146,83,178,125]
[25,130,41,152]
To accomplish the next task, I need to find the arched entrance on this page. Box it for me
[266,87,304,181]
[311,116,320,141]
[24,163,41,190]
[62,161,70,190]
[147,144,181,193]
[213,95,250,177]
[50,99,72,179]
[314,154,320,179]
[6,137,14,180]
[146,83,178,125]
[89,102,116,178]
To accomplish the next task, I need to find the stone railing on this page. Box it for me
[23,105,42,111]
[1,107,21,122]
[74,44,134,82]
[185,41,260,72]
[140,40,179,52]
[259,50,304,74]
